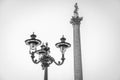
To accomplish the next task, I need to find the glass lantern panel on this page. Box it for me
[29,43,37,54]
[30,43,37,50]
[60,46,66,54]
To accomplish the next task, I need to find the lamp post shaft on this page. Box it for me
[44,67,48,80]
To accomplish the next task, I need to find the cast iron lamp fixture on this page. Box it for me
[25,32,71,80]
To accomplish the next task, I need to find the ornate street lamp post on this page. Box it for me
[25,32,71,80]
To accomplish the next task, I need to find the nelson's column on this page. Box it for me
[70,3,83,80]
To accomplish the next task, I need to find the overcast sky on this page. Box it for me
[0,0,120,80]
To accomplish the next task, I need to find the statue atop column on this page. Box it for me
[70,3,83,25]
[74,3,79,18]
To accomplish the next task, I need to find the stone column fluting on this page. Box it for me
[70,3,83,80]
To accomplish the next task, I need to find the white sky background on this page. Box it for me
[0,0,120,80]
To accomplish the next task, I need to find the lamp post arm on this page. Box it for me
[31,54,41,64]
[52,54,65,65]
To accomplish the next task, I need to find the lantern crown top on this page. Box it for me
[25,32,41,46]
[31,32,36,39]
[60,35,66,42]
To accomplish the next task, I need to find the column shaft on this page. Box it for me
[73,24,83,80]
